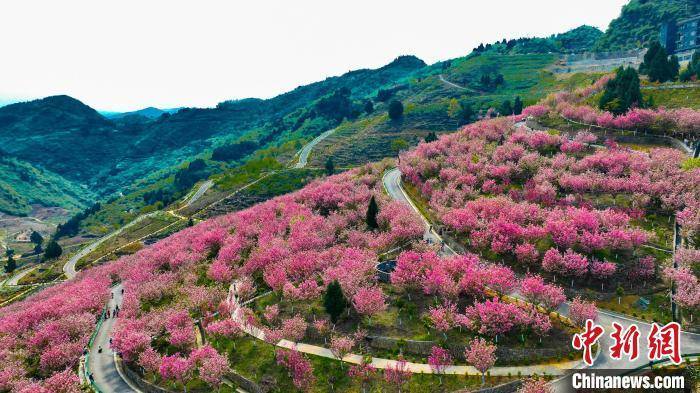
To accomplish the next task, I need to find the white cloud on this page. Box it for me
[0,0,627,111]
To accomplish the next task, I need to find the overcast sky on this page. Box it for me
[0,0,628,112]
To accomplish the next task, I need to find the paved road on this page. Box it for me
[383,167,700,390]
[88,284,139,392]
[5,265,37,286]
[438,74,479,93]
[63,180,214,279]
[293,128,336,169]
[180,180,213,209]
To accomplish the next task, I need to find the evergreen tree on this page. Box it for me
[513,96,523,115]
[364,100,374,114]
[325,157,335,176]
[458,102,475,125]
[500,100,513,116]
[599,67,643,115]
[43,240,62,261]
[388,100,404,120]
[680,52,700,81]
[4,253,15,274]
[425,132,438,143]
[30,231,43,246]
[366,195,379,230]
[641,41,678,83]
[323,281,348,323]
[187,217,194,227]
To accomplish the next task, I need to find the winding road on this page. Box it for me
[63,180,214,279]
[383,156,700,391]
[293,128,336,169]
[438,74,479,93]
[87,284,139,393]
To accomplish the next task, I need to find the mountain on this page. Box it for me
[594,0,700,51]
[0,156,94,216]
[471,25,603,55]
[555,25,604,53]
[0,57,428,216]
[102,107,181,120]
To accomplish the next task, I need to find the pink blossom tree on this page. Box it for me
[329,336,355,367]
[348,358,376,393]
[352,287,387,323]
[276,349,315,391]
[518,378,554,393]
[383,356,412,393]
[464,338,497,385]
[569,297,598,327]
[427,346,453,384]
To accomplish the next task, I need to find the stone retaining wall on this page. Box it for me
[365,336,572,364]
[122,360,263,393]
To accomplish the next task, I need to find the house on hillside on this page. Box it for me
[661,14,700,62]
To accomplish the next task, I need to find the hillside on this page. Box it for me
[0,156,94,216]
[0,57,427,216]
[594,0,700,51]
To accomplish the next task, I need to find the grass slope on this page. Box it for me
[0,157,94,216]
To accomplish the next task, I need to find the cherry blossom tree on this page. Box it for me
[330,336,355,367]
[276,349,315,391]
[569,297,598,327]
[518,377,554,393]
[352,287,387,322]
[348,358,376,393]
[159,353,193,389]
[427,346,453,384]
[383,356,412,393]
[464,338,497,385]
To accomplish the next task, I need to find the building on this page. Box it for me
[661,14,700,62]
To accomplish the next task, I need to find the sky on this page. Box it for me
[0,0,628,112]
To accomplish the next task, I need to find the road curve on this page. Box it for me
[383,167,700,390]
[87,284,139,392]
[293,128,336,169]
[63,180,214,279]
[438,74,479,93]
[5,266,37,286]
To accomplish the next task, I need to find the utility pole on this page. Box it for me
[671,218,681,322]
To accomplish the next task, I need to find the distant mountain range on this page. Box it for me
[101,107,182,120]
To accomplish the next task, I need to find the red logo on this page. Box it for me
[572,319,604,366]
[647,322,681,364]
[609,322,640,361]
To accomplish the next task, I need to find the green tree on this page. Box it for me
[641,41,678,83]
[424,132,438,143]
[4,253,16,274]
[366,195,379,230]
[323,281,348,323]
[391,138,409,154]
[30,231,43,246]
[513,96,523,115]
[447,98,461,118]
[681,52,700,81]
[458,101,475,125]
[500,100,513,116]
[388,100,404,120]
[43,240,62,261]
[325,156,335,176]
[364,100,374,114]
[599,67,642,115]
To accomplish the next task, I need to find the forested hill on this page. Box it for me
[0,56,427,215]
[594,0,700,51]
